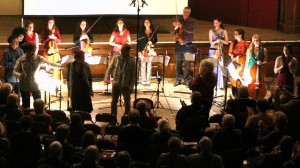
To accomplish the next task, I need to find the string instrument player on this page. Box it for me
[228,29,249,97]
[73,19,94,55]
[40,16,62,80]
[208,18,228,90]
[244,34,268,99]
[138,18,158,85]
[172,6,194,87]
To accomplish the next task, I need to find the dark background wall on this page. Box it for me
[189,0,279,30]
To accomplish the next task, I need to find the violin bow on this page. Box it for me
[86,15,103,34]
[142,25,159,51]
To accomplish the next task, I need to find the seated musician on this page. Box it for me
[228,29,249,97]
[138,18,158,85]
[73,19,94,56]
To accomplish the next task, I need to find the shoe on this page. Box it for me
[174,81,181,87]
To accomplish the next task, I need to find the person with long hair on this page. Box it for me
[25,21,39,55]
[67,50,93,113]
[138,18,158,85]
[228,29,249,97]
[109,18,131,56]
[244,34,268,85]
[208,18,228,91]
[40,16,62,80]
[274,44,297,93]
[73,19,94,55]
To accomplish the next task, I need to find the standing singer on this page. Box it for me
[172,7,194,87]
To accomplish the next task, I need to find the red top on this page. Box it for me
[229,41,249,57]
[111,29,130,52]
[26,32,37,44]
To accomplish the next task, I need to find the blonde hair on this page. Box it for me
[247,34,261,56]
[199,59,214,74]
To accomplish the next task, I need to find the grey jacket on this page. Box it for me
[105,54,136,90]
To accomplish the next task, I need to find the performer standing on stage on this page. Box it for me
[172,7,194,87]
[2,36,24,95]
[40,16,62,80]
[104,43,136,116]
[274,44,297,93]
[12,27,27,47]
[73,19,94,55]
[138,18,158,85]
[208,18,228,91]
[67,50,93,113]
[228,29,249,97]
[13,42,62,109]
[109,18,131,56]
[244,34,268,83]
[25,21,39,55]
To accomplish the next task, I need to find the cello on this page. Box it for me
[248,61,267,100]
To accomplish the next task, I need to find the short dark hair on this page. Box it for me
[22,42,36,53]
[20,115,34,130]
[256,99,269,113]
[7,35,18,44]
[74,50,85,60]
[128,109,140,124]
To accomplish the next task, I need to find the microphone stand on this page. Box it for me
[129,0,148,100]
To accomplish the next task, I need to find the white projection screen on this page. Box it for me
[23,0,188,15]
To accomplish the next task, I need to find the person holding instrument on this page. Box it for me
[228,29,249,97]
[208,18,228,91]
[40,16,62,80]
[274,44,297,94]
[138,18,158,85]
[244,34,268,99]
[109,18,131,56]
[73,19,94,55]
[172,6,194,87]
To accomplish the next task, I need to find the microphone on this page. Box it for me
[129,0,136,7]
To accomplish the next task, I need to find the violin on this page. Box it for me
[213,35,223,60]
[80,31,92,54]
[47,28,58,55]
[175,26,184,45]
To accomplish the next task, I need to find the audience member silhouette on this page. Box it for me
[156,136,188,168]
[188,136,223,168]
[0,93,23,121]
[136,100,157,130]
[38,141,70,168]
[176,91,208,131]
[9,115,41,168]
[117,109,152,162]
[72,145,103,168]
[115,151,132,168]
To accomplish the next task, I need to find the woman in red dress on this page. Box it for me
[25,21,39,55]
[108,18,131,56]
